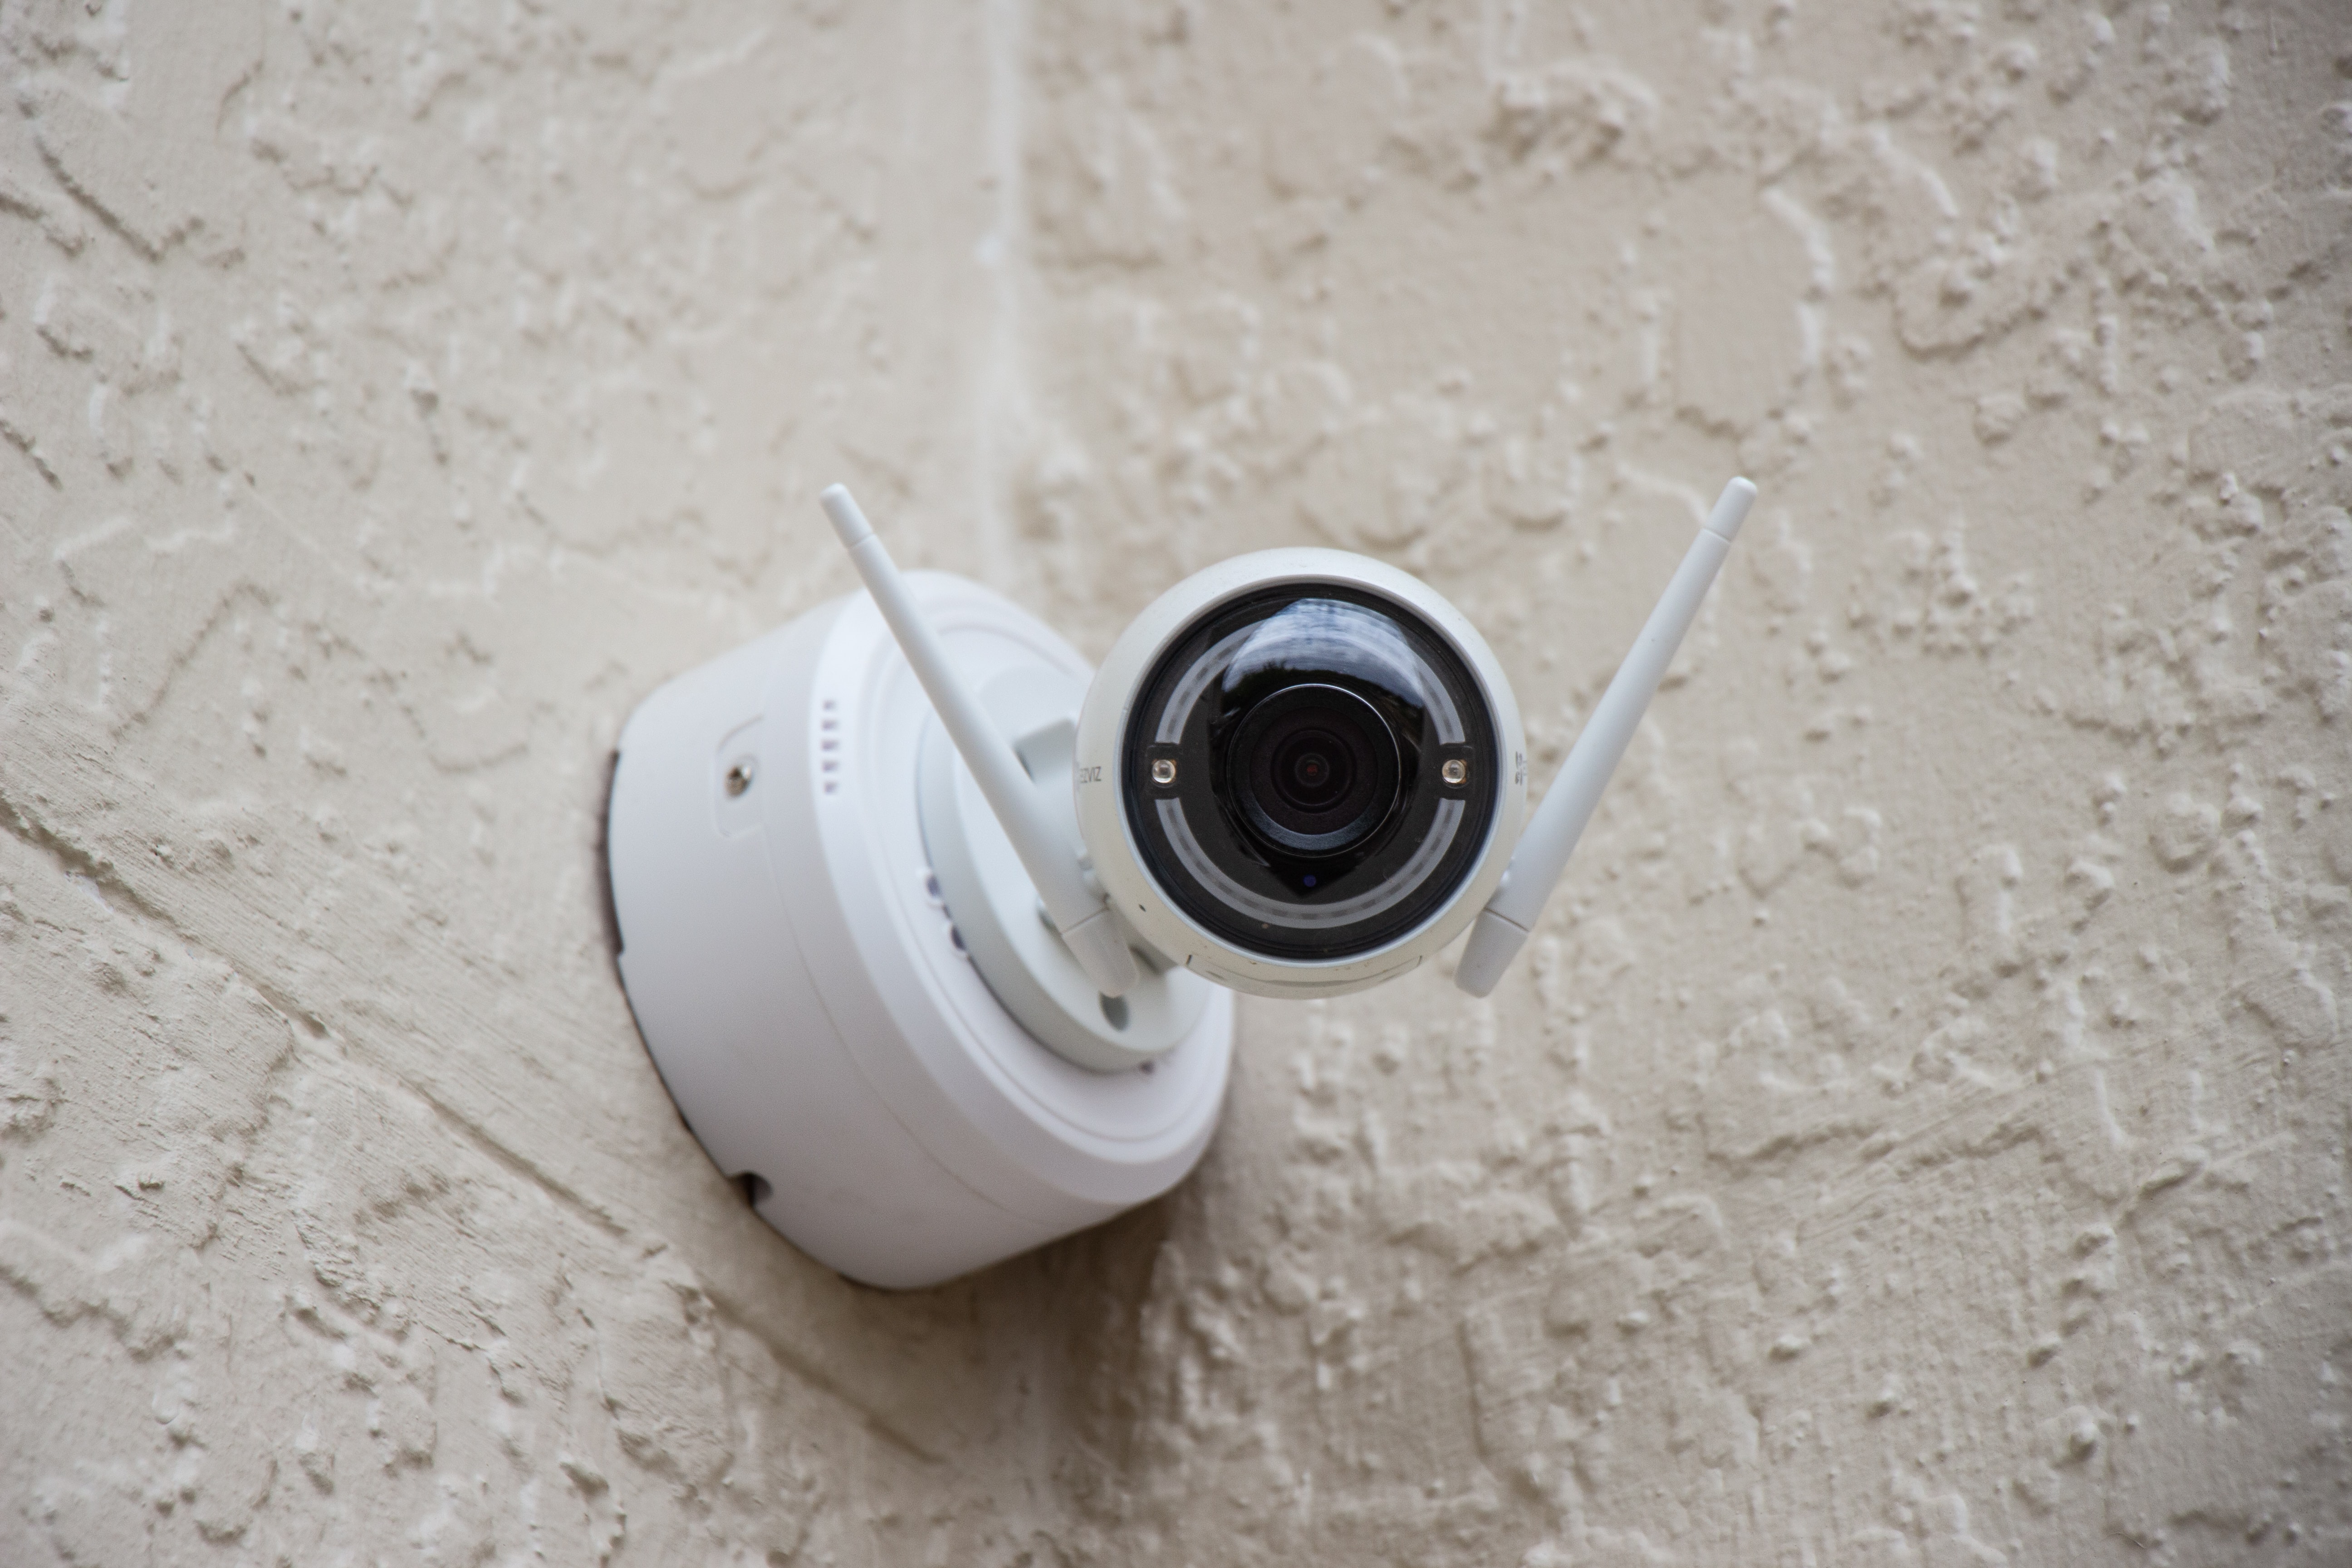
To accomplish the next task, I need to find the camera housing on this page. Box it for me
[609,479,1749,1287]
[1076,550,1526,998]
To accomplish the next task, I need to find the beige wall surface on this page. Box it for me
[2,0,2346,1563]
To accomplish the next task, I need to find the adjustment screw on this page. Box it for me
[1151,757,1178,785]
[1441,758,1468,786]
[725,760,756,797]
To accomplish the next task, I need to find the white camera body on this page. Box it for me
[1075,549,1526,999]
[608,481,1751,1287]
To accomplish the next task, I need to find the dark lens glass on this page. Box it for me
[1227,683,1400,858]
[1271,725,1347,811]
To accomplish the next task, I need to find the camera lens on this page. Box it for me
[1228,683,1399,857]
[1123,587,1499,962]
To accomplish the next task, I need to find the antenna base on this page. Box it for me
[1451,908,1529,999]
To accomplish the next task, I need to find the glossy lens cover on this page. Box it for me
[1123,588,1499,962]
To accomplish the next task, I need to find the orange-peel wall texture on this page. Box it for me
[2,2,2347,1562]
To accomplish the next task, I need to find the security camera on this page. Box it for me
[606,479,1752,1287]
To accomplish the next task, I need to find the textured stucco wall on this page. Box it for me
[3,1,2347,1564]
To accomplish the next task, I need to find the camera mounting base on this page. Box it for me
[917,666,1212,1072]
[606,572,1233,1289]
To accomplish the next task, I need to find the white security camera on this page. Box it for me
[607,480,1752,1287]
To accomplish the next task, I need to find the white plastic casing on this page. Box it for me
[1074,549,1527,1000]
[608,574,1233,1289]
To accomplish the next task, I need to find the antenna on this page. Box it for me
[1454,477,1756,998]
[821,484,1139,999]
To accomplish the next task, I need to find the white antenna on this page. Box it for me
[821,484,1140,999]
[1455,477,1756,998]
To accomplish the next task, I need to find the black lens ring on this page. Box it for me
[1226,682,1399,857]
[1120,583,1503,962]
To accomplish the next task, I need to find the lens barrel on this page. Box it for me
[1227,683,1400,858]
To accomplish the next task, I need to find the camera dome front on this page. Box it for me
[1076,549,1527,998]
